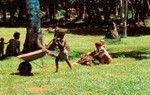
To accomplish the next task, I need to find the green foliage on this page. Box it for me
[105,38,122,45]
[0,28,150,95]
[145,18,150,25]
[55,10,65,20]
[69,51,82,59]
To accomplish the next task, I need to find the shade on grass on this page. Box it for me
[0,28,150,95]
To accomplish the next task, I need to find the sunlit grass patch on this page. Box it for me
[0,28,150,95]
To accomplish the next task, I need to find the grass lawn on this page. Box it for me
[0,28,150,95]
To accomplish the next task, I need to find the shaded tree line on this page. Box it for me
[0,0,150,37]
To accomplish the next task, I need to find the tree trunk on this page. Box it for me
[2,8,6,23]
[124,0,128,37]
[2,2,7,23]
[120,0,128,37]
[22,0,42,53]
[17,0,26,26]
[147,0,150,11]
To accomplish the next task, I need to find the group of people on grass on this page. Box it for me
[46,26,112,72]
[0,26,112,72]
[0,32,20,57]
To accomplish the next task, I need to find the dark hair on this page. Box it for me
[57,31,65,39]
[13,32,20,39]
[0,37,4,42]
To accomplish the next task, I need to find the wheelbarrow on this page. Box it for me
[17,49,59,75]
[17,49,46,75]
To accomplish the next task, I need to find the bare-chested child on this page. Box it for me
[93,41,112,64]
[47,26,59,51]
[47,28,72,72]
[77,40,112,65]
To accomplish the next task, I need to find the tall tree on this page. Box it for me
[17,0,27,26]
[0,0,7,23]
[22,0,43,53]
[120,0,128,37]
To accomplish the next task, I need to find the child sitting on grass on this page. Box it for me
[77,40,112,65]
[6,32,20,56]
[93,41,112,64]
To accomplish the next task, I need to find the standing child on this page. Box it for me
[6,32,20,56]
[55,31,72,72]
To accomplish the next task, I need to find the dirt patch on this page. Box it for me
[29,86,48,94]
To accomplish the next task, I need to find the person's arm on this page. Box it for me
[94,48,104,57]
[17,41,20,54]
[4,42,9,44]
[98,48,106,58]
[57,39,66,47]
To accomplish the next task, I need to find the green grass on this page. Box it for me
[145,18,150,25]
[0,28,150,95]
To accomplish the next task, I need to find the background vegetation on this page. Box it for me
[0,0,149,27]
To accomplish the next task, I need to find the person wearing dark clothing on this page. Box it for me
[6,32,20,56]
[0,37,8,57]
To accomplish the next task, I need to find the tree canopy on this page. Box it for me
[0,0,150,37]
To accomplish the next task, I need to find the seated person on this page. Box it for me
[77,40,112,65]
[77,52,95,66]
[93,41,112,64]
[6,32,20,56]
[0,37,8,57]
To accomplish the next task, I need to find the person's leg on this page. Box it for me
[55,57,59,72]
[65,58,72,69]
[2,50,4,56]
